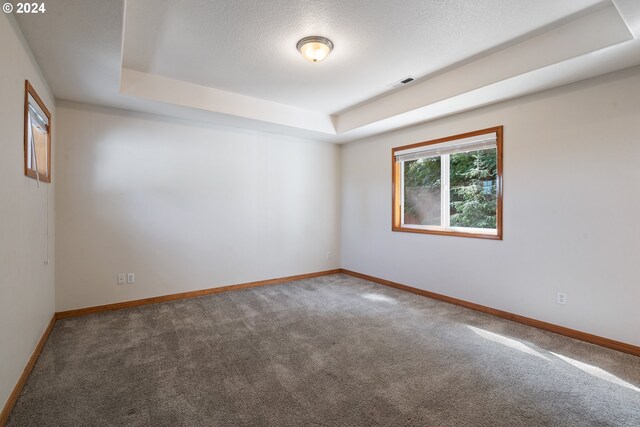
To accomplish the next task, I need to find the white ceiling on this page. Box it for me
[14,1,124,111]
[13,0,640,143]
[122,0,605,114]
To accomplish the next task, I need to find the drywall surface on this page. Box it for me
[341,66,640,346]
[55,103,341,311]
[0,14,55,412]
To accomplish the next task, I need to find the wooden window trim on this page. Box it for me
[24,80,52,183]
[392,126,503,240]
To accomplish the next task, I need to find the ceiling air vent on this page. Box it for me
[388,76,414,89]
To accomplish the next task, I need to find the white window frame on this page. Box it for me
[399,151,497,236]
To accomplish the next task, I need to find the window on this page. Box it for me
[392,126,503,239]
[24,80,52,183]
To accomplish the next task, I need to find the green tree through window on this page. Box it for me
[403,157,441,226]
[402,149,497,229]
[393,127,502,238]
[449,148,497,229]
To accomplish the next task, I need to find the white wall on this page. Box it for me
[0,14,55,412]
[341,66,640,346]
[55,103,341,311]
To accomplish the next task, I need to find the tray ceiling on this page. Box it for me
[15,0,640,142]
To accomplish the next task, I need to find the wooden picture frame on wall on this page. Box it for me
[24,80,52,183]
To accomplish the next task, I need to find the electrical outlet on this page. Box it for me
[127,273,135,284]
[326,251,332,260]
[557,292,567,305]
[117,274,126,285]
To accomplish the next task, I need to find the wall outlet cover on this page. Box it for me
[557,292,567,305]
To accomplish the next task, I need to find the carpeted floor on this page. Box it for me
[7,274,640,426]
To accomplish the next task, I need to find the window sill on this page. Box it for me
[392,225,502,240]
[25,168,51,183]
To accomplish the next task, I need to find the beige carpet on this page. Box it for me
[7,274,640,426]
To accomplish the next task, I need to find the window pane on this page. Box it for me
[449,148,497,229]
[24,82,52,183]
[403,157,441,226]
[32,124,48,176]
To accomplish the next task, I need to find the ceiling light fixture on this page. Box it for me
[296,36,334,63]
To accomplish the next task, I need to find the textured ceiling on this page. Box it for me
[14,0,124,108]
[122,0,605,114]
[14,0,639,142]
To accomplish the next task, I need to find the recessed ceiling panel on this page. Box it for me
[122,0,605,114]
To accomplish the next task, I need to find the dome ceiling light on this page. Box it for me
[296,36,334,63]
